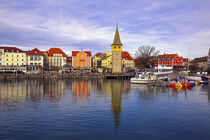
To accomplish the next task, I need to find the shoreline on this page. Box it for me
[0,74,135,80]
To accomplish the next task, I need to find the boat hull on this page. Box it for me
[131,78,154,84]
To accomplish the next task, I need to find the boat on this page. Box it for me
[131,66,173,84]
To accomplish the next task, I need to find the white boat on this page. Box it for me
[131,66,173,84]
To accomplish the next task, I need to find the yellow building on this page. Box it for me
[0,47,27,72]
[101,52,112,69]
[92,53,102,69]
[94,51,112,73]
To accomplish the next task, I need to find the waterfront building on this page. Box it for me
[92,53,103,69]
[0,46,27,72]
[192,56,208,72]
[42,51,49,67]
[72,51,91,72]
[122,51,135,69]
[27,48,44,73]
[63,56,72,72]
[101,51,112,69]
[48,48,66,68]
[180,57,189,68]
[155,54,184,69]
[112,25,123,74]
[66,57,72,67]
[208,48,210,71]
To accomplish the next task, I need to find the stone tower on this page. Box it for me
[112,25,122,74]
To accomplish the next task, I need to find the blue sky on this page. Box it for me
[0,0,210,58]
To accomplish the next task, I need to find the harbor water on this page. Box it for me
[0,79,210,140]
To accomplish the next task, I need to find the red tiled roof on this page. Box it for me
[95,53,102,57]
[180,57,189,62]
[48,48,66,57]
[158,54,177,61]
[72,51,92,56]
[122,51,133,60]
[0,46,25,53]
[193,56,207,62]
[66,57,72,62]
[27,48,44,55]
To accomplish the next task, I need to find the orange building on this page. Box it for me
[72,51,91,70]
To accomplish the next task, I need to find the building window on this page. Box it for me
[17,55,19,57]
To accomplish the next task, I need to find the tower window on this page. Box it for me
[114,46,117,49]
[118,46,121,49]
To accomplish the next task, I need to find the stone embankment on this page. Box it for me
[0,73,135,80]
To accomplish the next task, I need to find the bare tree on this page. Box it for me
[135,46,159,69]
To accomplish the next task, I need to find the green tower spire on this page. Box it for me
[113,25,122,45]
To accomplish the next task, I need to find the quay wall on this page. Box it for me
[0,74,135,80]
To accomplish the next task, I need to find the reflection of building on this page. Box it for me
[111,80,122,127]
[0,80,27,105]
[72,80,91,97]
[44,80,66,101]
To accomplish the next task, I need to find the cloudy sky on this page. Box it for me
[0,0,210,58]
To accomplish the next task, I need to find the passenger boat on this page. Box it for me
[131,66,173,84]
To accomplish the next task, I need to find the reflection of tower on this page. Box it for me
[111,80,122,128]
[112,25,123,74]
[72,80,91,97]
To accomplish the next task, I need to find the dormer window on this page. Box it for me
[17,50,19,52]
[34,50,38,54]
[12,50,14,52]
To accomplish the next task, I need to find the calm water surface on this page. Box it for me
[0,79,210,140]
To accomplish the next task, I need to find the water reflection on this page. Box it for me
[0,79,66,107]
[0,79,209,130]
[72,80,91,97]
[111,80,123,128]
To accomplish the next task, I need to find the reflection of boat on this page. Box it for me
[131,67,173,84]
